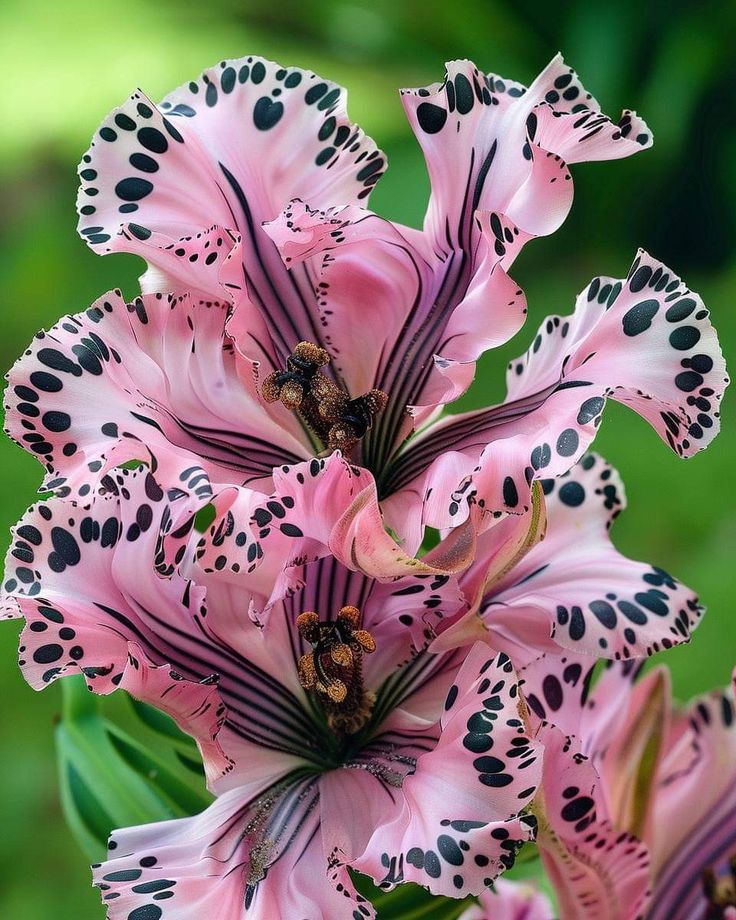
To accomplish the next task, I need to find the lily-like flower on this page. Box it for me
[519,653,736,919]
[52,53,719,551]
[458,878,554,919]
[1,467,543,918]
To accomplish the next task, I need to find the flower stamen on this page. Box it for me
[296,606,377,734]
[261,342,387,454]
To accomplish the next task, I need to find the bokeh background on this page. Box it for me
[1,0,734,914]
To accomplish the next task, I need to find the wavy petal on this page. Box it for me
[354,645,541,897]
[385,251,728,529]
[486,454,704,658]
[534,726,651,920]
[4,290,309,500]
[264,200,527,444]
[402,54,650,250]
[1,469,231,784]
[77,57,384,367]
[94,774,374,920]
[649,677,736,906]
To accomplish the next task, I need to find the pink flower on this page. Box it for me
[33,53,720,553]
[459,878,554,920]
[2,468,543,918]
[520,654,736,919]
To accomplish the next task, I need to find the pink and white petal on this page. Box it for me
[520,655,642,770]
[528,103,651,166]
[263,198,438,412]
[362,572,466,686]
[329,466,476,581]
[319,767,398,865]
[535,726,651,920]
[390,251,727,529]
[521,654,666,840]
[414,215,528,411]
[264,200,525,443]
[431,489,548,661]
[647,681,736,919]
[78,88,229,248]
[1,471,232,784]
[505,251,728,457]
[79,58,384,363]
[94,774,370,920]
[194,455,375,598]
[4,290,308,500]
[489,454,704,658]
[459,878,554,920]
[585,667,670,840]
[355,645,541,897]
[95,790,256,920]
[519,652,599,742]
[133,228,257,342]
[402,55,649,253]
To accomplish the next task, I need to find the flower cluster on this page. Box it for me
[1,52,731,920]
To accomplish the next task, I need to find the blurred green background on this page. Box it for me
[0,0,734,915]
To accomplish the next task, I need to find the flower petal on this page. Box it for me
[459,878,554,920]
[487,454,704,659]
[194,455,373,593]
[650,676,736,894]
[4,290,309,500]
[402,54,650,250]
[354,645,541,897]
[386,251,727,529]
[77,57,384,365]
[534,725,651,920]
[264,200,527,435]
[94,774,373,920]
[1,469,231,784]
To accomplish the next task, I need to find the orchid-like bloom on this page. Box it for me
[519,653,736,920]
[1,467,543,919]
[433,452,703,663]
[46,54,721,545]
[458,878,554,919]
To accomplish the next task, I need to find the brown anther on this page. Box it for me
[325,388,389,453]
[296,606,376,734]
[259,341,388,457]
[261,341,332,412]
[293,341,330,367]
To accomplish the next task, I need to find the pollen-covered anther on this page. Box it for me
[260,341,332,411]
[326,388,389,453]
[260,341,388,455]
[296,606,377,734]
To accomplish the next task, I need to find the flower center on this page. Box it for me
[261,341,388,454]
[296,605,377,735]
[702,857,736,918]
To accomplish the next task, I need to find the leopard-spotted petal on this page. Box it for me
[382,251,728,531]
[77,56,384,368]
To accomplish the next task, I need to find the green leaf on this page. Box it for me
[55,676,211,861]
[127,696,199,746]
